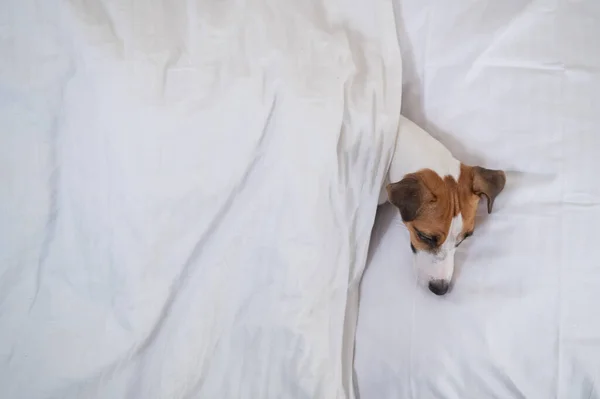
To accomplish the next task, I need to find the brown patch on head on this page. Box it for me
[387,165,506,252]
[387,169,457,252]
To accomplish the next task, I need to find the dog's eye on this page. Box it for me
[415,229,438,246]
[456,231,474,247]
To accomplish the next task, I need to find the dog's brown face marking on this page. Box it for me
[386,164,506,252]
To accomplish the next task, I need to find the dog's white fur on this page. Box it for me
[379,115,463,287]
[379,116,460,204]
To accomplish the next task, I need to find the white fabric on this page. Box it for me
[0,1,402,398]
[3,0,600,398]
[356,1,600,398]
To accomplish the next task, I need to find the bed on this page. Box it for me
[356,1,600,398]
[0,0,598,398]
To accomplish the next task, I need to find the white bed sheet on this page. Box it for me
[0,1,403,398]
[356,1,600,398]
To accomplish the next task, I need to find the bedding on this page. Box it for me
[3,0,600,398]
[0,0,402,398]
[355,0,600,398]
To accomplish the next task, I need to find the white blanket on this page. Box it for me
[0,0,402,398]
[356,1,600,398]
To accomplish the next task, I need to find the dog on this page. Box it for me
[378,116,506,296]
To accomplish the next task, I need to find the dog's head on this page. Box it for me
[386,165,506,296]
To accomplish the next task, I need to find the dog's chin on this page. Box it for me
[412,259,434,292]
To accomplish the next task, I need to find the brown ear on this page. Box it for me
[386,175,433,222]
[472,166,506,214]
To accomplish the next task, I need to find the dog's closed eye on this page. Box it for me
[414,228,438,246]
[455,231,474,247]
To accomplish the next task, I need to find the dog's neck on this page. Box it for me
[379,116,460,204]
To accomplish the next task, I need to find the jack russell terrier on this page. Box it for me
[379,116,506,296]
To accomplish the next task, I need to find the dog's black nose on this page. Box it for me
[428,280,450,296]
